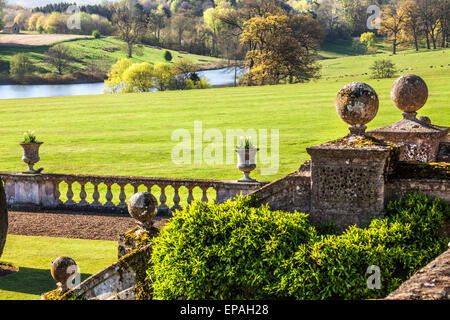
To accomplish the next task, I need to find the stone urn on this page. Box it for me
[19,142,43,174]
[234,147,259,182]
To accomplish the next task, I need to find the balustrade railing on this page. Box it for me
[0,172,267,215]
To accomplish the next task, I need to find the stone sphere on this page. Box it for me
[127,192,158,225]
[335,82,379,126]
[51,256,77,291]
[391,74,428,113]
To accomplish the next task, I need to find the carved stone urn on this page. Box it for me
[19,142,43,174]
[234,147,259,182]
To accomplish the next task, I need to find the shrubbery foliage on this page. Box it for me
[147,193,449,300]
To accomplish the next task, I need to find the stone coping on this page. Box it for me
[369,118,449,139]
[0,171,268,189]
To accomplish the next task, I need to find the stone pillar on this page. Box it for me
[307,142,394,227]
[306,81,396,228]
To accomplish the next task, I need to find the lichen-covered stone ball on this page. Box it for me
[127,192,158,226]
[391,74,428,113]
[51,256,77,292]
[336,82,379,126]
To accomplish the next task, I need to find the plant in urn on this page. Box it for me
[234,136,259,182]
[20,130,43,174]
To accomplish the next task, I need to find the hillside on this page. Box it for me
[0,34,225,80]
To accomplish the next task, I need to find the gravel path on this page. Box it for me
[7,211,169,241]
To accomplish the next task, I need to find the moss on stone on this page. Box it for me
[331,134,395,148]
[41,288,63,300]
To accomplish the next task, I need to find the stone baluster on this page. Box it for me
[171,185,182,211]
[187,186,194,204]
[54,180,63,205]
[201,187,208,202]
[78,182,88,206]
[158,184,169,214]
[118,183,127,208]
[65,180,76,205]
[104,183,114,207]
[145,184,153,194]
[91,182,102,207]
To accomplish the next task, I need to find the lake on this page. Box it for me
[0,67,246,100]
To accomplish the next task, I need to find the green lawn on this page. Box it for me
[0,234,117,300]
[0,35,223,74]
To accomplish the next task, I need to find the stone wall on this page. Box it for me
[251,161,311,213]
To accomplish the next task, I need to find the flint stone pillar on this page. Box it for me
[307,138,395,228]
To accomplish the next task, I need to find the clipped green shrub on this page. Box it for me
[92,30,101,39]
[147,193,449,300]
[163,50,172,62]
[148,196,318,299]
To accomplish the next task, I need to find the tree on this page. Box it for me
[148,4,171,43]
[360,32,377,53]
[28,12,44,31]
[37,24,45,34]
[112,0,148,58]
[171,58,196,81]
[154,62,175,91]
[380,6,408,54]
[122,62,154,92]
[45,12,68,34]
[0,0,5,30]
[171,11,192,50]
[104,58,133,93]
[370,58,397,79]
[204,6,226,56]
[0,177,7,260]
[436,0,449,48]
[10,53,34,81]
[416,0,440,49]
[240,14,322,85]
[398,0,421,52]
[45,44,74,75]
[164,50,172,62]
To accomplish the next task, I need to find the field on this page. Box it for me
[0,35,224,75]
[0,33,90,46]
[0,235,117,300]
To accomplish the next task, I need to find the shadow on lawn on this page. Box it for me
[0,266,90,296]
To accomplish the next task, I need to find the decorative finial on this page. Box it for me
[391,74,428,120]
[51,256,78,293]
[127,192,158,229]
[335,82,379,135]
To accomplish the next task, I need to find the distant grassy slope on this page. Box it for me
[0,35,223,74]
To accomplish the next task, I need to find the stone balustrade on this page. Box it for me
[0,172,267,215]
